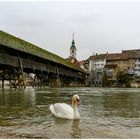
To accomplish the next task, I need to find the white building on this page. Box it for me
[88,53,108,85]
[89,53,108,71]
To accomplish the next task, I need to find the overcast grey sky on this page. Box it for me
[0,1,140,60]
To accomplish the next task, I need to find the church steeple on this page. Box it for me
[70,33,76,58]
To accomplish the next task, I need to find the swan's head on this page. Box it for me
[72,94,80,106]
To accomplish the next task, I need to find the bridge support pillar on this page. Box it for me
[18,56,26,89]
[2,70,4,89]
[2,78,4,89]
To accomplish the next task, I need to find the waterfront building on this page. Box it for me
[135,57,140,76]
[88,49,140,86]
[105,53,128,83]
[105,49,140,85]
[88,53,108,86]
[122,49,140,76]
[89,53,107,71]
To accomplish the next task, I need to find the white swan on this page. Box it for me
[49,94,80,120]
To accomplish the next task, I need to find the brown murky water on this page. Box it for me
[0,87,140,138]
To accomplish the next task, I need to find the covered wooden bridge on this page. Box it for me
[0,30,87,88]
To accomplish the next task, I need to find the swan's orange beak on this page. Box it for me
[77,98,80,105]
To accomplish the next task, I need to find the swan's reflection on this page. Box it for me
[71,120,81,138]
[52,118,81,138]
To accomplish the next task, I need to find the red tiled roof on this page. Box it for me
[122,49,140,53]
[89,53,107,61]
[122,49,140,58]
[78,61,85,65]
[107,53,128,61]
[78,60,89,70]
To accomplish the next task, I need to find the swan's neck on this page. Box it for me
[73,104,78,112]
[73,104,80,119]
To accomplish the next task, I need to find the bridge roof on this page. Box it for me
[0,30,86,74]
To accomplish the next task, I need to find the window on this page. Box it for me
[107,70,113,78]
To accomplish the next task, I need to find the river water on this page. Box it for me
[0,87,140,138]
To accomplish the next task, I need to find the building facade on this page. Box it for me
[88,53,108,86]
[89,53,107,71]
[122,49,140,76]
[88,49,140,87]
[105,50,140,85]
[105,53,128,83]
[135,58,140,76]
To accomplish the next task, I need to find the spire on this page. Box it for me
[72,32,74,40]
[72,32,75,45]
[70,32,76,58]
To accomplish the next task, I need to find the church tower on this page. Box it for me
[70,33,76,59]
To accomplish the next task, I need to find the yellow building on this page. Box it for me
[105,51,135,83]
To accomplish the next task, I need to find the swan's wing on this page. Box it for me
[50,104,56,115]
[50,103,73,119]
[53,103,73,115]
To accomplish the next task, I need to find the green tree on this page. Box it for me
[102,69,110,87]
[116,71,131,87]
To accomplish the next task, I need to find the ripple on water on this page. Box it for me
[0,87,140,138]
